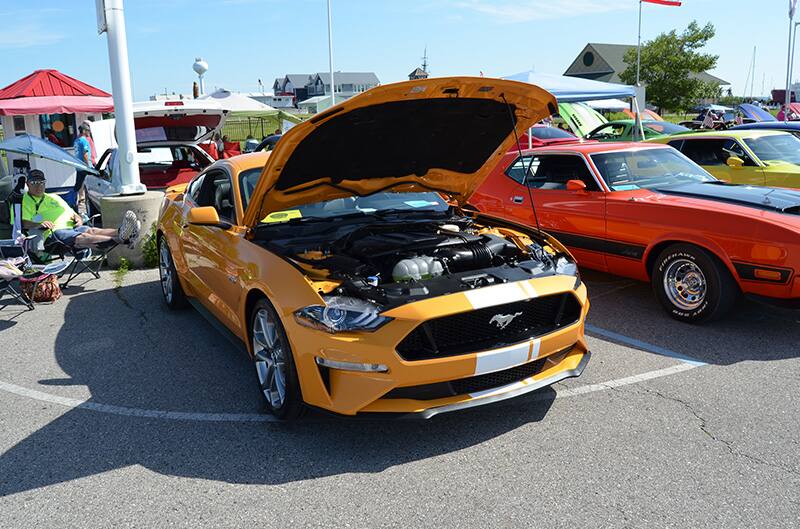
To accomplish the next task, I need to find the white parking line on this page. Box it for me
[0,359,701,422]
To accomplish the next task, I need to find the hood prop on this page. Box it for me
[501,93,541,234]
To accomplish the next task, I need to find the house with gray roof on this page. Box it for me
[564,43,729,87]
[306,72,380,98]
[273,74,312,102]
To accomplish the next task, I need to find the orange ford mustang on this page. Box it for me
[470,142,800,322]
[156,77,591,419]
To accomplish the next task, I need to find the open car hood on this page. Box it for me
[132,100,228,146]
[242,77,556,228]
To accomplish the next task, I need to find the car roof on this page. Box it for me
[523,141,672,155]
[667,129,788,140]
[731,122,800,131]
[219,151,271,173]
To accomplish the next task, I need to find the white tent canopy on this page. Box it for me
[503,71,636,102]
[198,88,277,115]
[586,98,629,111]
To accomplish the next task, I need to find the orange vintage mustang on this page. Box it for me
[469,141,800,322]
[156,77,590,419]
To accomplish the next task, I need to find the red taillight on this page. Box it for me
[164,101,184,107]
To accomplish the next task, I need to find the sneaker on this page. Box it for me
[127,219,142,249]
[117,210,139,243]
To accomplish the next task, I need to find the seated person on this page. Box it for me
[14,170,141,250]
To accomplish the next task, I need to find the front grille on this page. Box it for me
[396,292,581,361]
[384,357,549,401]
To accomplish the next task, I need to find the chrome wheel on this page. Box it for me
[159,241,173,304]
[663,258,707,311]
[253,308,287,409]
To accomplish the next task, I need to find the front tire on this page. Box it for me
[652,244,737,323]
[250,299,304,420]
[158,237,188,309]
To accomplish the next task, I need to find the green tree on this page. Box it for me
[620,21,718,113]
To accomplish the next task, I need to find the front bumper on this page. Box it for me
[287,275,590,416]
[408,349,590,419]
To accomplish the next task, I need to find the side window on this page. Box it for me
[186,174,205,204]
[194,171,235,222]
[529,155,600,191]
[722,139,756,166]
[667,140,683,151]
[505,155,541,185]
[680,140,726,166]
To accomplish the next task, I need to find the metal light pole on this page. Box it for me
[327,0,335,107]
[785,3,797,122]
[95,0,144,194]
[636,0,643,86]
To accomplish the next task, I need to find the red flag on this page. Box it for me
[642,0,682,5]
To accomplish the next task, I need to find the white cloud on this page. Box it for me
[453,0,633,23]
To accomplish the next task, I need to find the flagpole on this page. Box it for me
[327,0,335,107]
[636,0,643,86]
[786,1,796,122]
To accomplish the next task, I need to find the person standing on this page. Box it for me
[81,120,97,165]
[73,124,93,214]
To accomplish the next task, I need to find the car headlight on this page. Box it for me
[555,256,581,288]
[294,296,392,333]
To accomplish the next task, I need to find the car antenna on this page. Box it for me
[501,93,541,233]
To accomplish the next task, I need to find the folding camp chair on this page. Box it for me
[40,230,117,288]
[0,259,33,310]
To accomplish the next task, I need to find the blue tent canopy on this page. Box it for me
[503,71,637,102]
[0,134,98,175]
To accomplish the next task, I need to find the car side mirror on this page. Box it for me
[566,179,588,192]
[187,206,231,229]
[726,156,744,168]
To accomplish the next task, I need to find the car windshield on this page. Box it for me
[238,168,449,223]
[591,148,715,191]
[743,133,800,165]
[643,121,688,135]
[529,127,574,140]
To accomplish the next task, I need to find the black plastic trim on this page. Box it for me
[546,230,645,260]
[733,262,793,284]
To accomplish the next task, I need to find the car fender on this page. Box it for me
[644,232,737,280]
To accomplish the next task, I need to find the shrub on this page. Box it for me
[141,222,158,268]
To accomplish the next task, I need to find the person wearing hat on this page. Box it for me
[14,170,140,250]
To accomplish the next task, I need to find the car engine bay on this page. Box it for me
[255,214,579,309]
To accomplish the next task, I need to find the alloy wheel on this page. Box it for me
[159,241,173,304]
[252,308,287,409]
[663,258,707,311]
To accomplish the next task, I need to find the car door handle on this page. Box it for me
[512,196,525,204]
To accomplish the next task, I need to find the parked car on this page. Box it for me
[650,130,800,188]
[83,100,228,215]
[730,121,800,135]
[515,124,578,149]
[156,77,590,419]
[584,120,688,142]
[469,142,800,322]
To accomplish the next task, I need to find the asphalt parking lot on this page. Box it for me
[0,268,798,528]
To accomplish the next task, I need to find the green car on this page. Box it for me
[585,119,689,142]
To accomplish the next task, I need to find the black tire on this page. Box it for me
[250,298,305,420]
[652,244,738,323]
[158,236,188,309]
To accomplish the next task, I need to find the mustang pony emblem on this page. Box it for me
[489,312,523,330]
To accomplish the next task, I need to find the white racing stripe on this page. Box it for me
[464,281,535,309]
[474,341,531,375]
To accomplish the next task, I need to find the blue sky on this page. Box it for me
[0,1,793,100]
